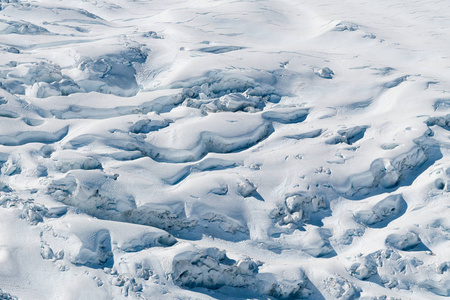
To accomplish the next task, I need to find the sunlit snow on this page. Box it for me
[0,0,449,299]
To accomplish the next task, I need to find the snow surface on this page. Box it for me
[0,0,449,299]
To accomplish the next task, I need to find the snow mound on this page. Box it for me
[171,245,311,299]
[354,194,407,228]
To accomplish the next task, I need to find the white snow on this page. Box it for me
[0,0,449,299]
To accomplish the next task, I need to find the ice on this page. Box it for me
[354,194,407,228]
[262,108,309,124]
[0,126,68,146]
[0,0,448,299]
[197,46,245,54]
[285,128,323,140]
[237,179,256,197]
[8,62,63,85]
[385,231,425,251]
[315,67,335,79]
[334,21,359,32]
[171,247,256,289]
[20,203,47,225]
[142,31,163,39]
[345,248,450,296]
[427,114,450,130]
[0,289,17,300]
[171,245,311,298]
[300,227,335,257]
[116,231,177,252]
[47,170,137,218]
[74,51,145,97]
[66,228,113,268]
[326,126,368,145]
[343,146,430,198]
[271,193,328,234]
[0,19,50,35]
[129,118,171,134]
[324,276,361,300]
[51,151,102,173]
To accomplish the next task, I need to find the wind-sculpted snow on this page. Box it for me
[171,245,312,299]
[346,248,450,297]
[341,145,434,198]
[0,126,68,146]
[354,194,407,228]
[0,0,449,299]
[326,125,368,145]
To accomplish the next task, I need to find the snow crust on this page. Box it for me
[0,0,449,299]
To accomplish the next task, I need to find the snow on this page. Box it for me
[0,0,449,299]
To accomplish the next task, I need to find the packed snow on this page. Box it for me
[0,0,449,299]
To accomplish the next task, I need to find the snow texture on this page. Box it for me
[0,0,449,299]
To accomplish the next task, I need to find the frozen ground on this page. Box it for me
[0,0,449,299]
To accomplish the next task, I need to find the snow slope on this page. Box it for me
[0,0,449,299]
